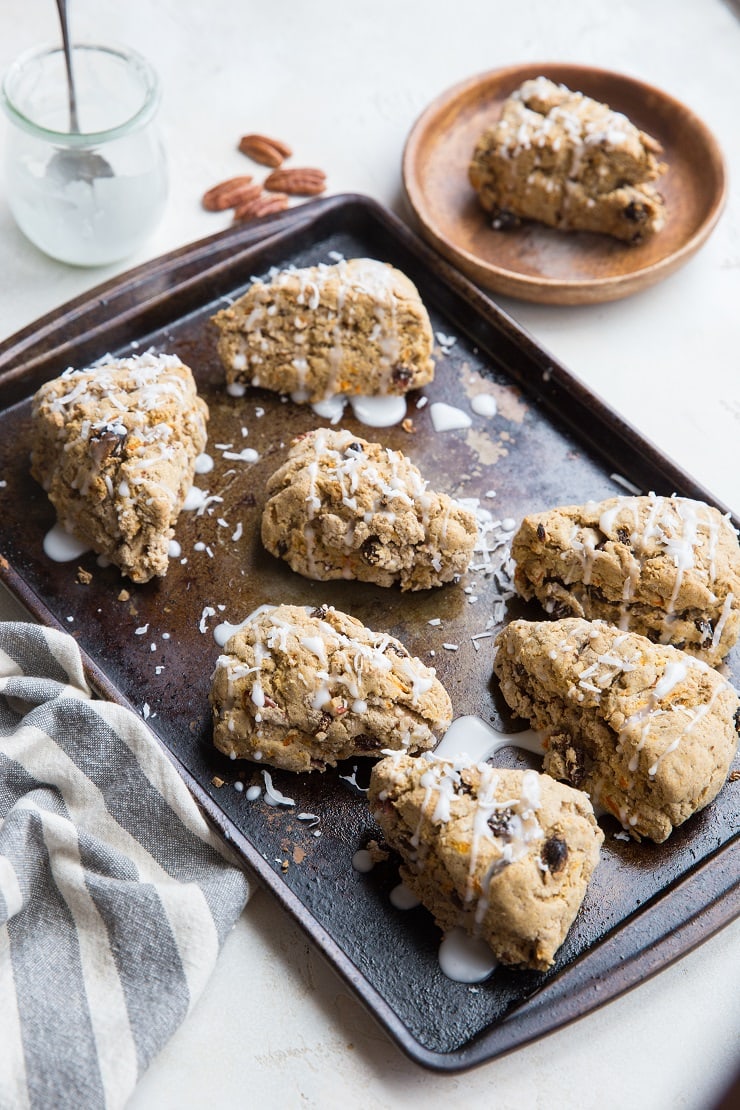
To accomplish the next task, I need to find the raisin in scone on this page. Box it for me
[261,428,477,590]
[212,258,434,403]
[469,77,666,243]
[30,352,208,583]
[493,618,740,843]
[211,604,452,771]
[511,494,740,665]
[369,752,603,971]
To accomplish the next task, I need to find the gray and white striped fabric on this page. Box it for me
[0,622,251,1110]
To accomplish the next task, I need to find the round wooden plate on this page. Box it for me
[402,63,727,304]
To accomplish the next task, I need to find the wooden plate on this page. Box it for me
[402,63,727,304]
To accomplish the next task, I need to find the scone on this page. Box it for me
[261,428,478,590]
[469,76,666,242]
[369,751,603,971]
[211,257,435,402]
[493,618,740,843]
[511,493,740,665]
[210,604,452,771]
[30,352,208,583]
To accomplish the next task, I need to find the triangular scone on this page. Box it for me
[511,493,740,665]
[494,618,740,842]
[469,77,666,243]
[261,429,477,590]
[369,751,603,971]
[211,257,435,403]
[31,352,208,583]
[211,604,452,772]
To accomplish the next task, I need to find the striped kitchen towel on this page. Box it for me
[0,622,251,1110]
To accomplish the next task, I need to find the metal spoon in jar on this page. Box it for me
[47,0,114,185]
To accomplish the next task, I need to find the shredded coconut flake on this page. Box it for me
[199,606,216,633]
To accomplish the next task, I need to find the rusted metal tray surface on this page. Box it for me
[0,195,737,1071]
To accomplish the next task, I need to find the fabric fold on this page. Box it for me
[0,622,251,1110]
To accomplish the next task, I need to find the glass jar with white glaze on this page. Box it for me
[2,42,167,266]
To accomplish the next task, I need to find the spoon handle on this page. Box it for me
[55,0,79,133]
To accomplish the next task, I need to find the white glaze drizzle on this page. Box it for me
[291,428,456,580]
[712,591,734,651]
[553,624,732,809]
[261,770,295,807]
[502,78,641,181]
[388,752,546,949]
[38,352,207,526]
[574,494,738,636]
[228,258,422,404]
[213,604,441,756]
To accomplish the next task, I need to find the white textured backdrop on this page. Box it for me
[1,2,739,1107]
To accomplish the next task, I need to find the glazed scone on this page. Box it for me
[469,76,666,243]
[211,604,452,771]
[369,751,603,971]
[211,257,435,403]
[511,493,740,665]
[493,618,740,843]
[261,428,478,590]
[30,352,208,583]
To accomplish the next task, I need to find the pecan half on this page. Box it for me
[89,423,128,463]
[201,175,257,211]
[238,133,292,167]
[232,192,289,223]
[263,167,326,196]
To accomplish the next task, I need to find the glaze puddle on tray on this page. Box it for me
[439,928,498,983]
[305,392,407,428]
[433,714,545,763]
[43,522,91,562]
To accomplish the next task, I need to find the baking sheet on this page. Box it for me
[0,195,737,1071]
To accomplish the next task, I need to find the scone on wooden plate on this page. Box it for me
[210,604,452,772]
[493,618,740,842]
[211,257,435,403]
[369,751,603,971]
[469,76,666,243]
[30,352,208,583]
[261,428,478,590]
[510,493,740,665]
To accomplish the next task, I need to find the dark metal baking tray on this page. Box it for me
[0,194,737,1071]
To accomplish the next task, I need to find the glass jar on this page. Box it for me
[2,42,168,266]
